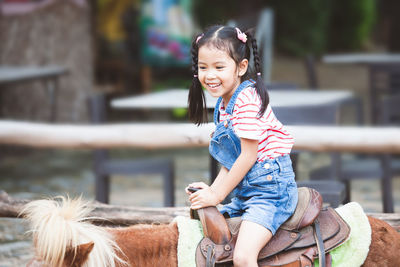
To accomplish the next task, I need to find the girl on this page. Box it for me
[186,25,298,267]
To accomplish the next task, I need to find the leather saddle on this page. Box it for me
[191,187,350,267]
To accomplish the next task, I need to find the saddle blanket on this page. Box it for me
[174,202,371,267]
[315,202,371,267]
[174,216,204,267]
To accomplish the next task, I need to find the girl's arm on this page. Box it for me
[188,138,258,209]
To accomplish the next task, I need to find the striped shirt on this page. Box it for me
[219,86,294,161]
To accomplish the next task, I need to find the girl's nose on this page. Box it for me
[206,71,217,79]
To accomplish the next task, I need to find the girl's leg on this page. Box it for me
[233,220,272,267]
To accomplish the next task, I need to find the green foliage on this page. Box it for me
[194,0,243,28]
[193,0,377,56]
[270,0,377,55]
[172,108,188,119]
[270,0,332,56]
[328,0,376,51]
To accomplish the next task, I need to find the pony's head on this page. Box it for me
[26,242,94,267]
[21,196,126,267]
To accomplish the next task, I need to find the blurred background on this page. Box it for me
[1,0,399,205]
[1,0,400,264]
[1,0,395,121]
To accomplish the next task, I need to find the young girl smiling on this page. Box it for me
[186,25,298,267]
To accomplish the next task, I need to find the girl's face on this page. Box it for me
[198,45,248,104]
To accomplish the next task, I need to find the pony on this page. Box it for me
[23,196,400,267]
[23,196,178,267]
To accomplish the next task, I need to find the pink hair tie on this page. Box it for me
[235,28,247,43]
[196,34,204,44]
[193,75,198,78]
[257,72,261,76]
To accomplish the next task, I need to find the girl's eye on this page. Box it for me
[199,66,206,70]
[216,66,225,70]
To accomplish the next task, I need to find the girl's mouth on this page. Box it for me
[207,83,221,89]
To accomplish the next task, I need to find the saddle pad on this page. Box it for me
[314,202,371,267]
[175,202,371,267]
[173,216,204,267]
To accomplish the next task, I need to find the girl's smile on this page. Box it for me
[206,82,221,89]
[198,45,248,103]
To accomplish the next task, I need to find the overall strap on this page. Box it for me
[213,79,255,124]
[213,97,223,125]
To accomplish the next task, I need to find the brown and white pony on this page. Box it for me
[23,196,178,267]
[23,196,400,267]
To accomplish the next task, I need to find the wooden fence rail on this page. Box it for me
[1,120,400,153]
[1,191,399,231]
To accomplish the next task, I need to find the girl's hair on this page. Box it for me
[188,25,270,125]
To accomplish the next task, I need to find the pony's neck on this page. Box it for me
[109,222,179,267]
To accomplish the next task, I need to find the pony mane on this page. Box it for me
[21,196,126,267]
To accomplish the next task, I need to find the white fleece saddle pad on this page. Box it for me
[174,202,371,267]
[315,202,371,267]
[173,216,204,267]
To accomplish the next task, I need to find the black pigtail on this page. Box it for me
[246,30,269,117]
[188,35,208,125]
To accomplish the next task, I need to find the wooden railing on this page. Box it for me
[1,120,400,153]
[0,190,399,230]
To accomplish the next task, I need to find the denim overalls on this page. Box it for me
[209,80,298,234]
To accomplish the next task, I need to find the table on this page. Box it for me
[322,53,400,124]
[323,53,400,64]
[112,88,361,126]
[0,65,68,121]
[112,89,354,110]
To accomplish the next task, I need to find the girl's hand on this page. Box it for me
[186,182,220,209]
[185,183,202,195]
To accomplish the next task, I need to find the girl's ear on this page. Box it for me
[238,59,249,77]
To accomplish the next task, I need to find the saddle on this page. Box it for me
[191,187,350,267]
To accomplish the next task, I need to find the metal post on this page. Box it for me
[256,8,274,83]
[46,78,58,122]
